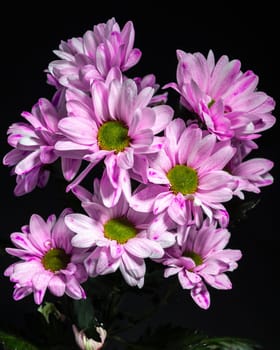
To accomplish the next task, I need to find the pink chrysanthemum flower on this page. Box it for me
[4,209,88,305]
[65,179,175,288]
[55,69,173,206]
[2,96,82,196]
[48,17,141,91]
[165,50,276,141]
[130,118,236,225]
[158,219,242,309]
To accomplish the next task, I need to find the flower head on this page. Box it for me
[48,17,141,91]
[56,71,173,206]
[65,179,175,288]
[159,219,242,309]
[4,209,88,304]
[131,118,235,225]
[166,50,276,141]
[2,96,81,196]
[73,325,107,350]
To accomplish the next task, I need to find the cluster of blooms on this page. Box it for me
[3,18,275,316]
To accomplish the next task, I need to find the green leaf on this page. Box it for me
[187,336,262,350]
[127,324,205,350]
[38,302,64,324]
[226,196,260,228]
[125,324,262,350]
[0,330,39,350]
[72,297,96,330]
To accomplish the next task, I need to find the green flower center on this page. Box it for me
[184,251,203,266]
[167,165,198,195]
[98,121,130,152]
[42,248,70,272]
[104,218,137,244]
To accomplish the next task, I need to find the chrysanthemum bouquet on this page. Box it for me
[1,18,275,350]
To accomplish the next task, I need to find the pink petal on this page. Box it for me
[108,79,122,119]
[125,238,163,259]
[117,148,134,169]
[13,286,32,301]
[9,232,42,255]
[119,168,132,203]
[118,79,138,123]
[197,187,233,203]
[65,214,102,248]
[61,158,82,181]
[48,275,66,296]
[130,184,167,212]
[153,191,174,215]
[52,208,73,252]
[164,267,182,278]
[123,48,142,70]
[203,273,232,290]
[91,81,109,124]
[211,56,241,98]
[14,150,41,175]
[152,105,174,134]
[168,196,189,225]
[199,171,232,190]
[178,270,195,289]
[100,169,122,208]
[29,214,51,252]
[32,271,53,295]
[147,168,169,184]
[120,252,145,281]
[58,117,96,145]
[38,98,59,132]
[133,86,154,110]
[198,145,235,174]
[190,282,210,309]
[65,276,86,299]
[165,118,186,149]
[39,146,57,164]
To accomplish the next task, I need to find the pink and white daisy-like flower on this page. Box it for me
[165,50,276,141]
[158,219,242,309]
[4,209,88,305]
[130,118,236,225]
[48,17,141,91]
[2,96,82,196]
[55,70,173,206]
[65,179,175,288]
[73,324,107,350]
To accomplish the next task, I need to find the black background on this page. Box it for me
[0,3,279,350]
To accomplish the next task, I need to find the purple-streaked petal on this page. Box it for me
[167,196,188,225]
[65,276,86,299]
[190,282,210,309]
[153,191,174,215]
[14,150,41,175]
[147,168,169,184]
